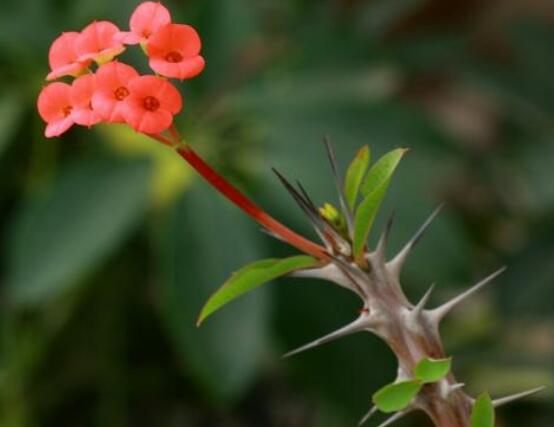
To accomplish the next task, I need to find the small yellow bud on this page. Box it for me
[319,202,339,222]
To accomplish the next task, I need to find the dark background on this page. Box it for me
[0,0,553,426]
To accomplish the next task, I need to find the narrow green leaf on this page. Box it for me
[414,357,452,383]
[471,393,495,427]
[198,255,319,325]
[360,148,407,196]
[353,148,407,256]
[372,380,422,413]
[344,145,370,209]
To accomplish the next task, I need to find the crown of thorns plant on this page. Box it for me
[37,2,544,426]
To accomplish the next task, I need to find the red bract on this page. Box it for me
[121,75,182,134]
[92,62,140,122]
[47,32,91,81]
[70,74,102,127]
[116,1,171,45]
[76,21,125,64]
[146,23,205,80]
[37,83,76,137]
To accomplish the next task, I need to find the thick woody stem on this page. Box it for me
[147,130,330,261]
[287,209,512,427]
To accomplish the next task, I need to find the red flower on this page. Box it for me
[70,74,102,127]
[76,21,125,64]
[37,82,76,137]
[146,23,205,80]
[116,1,171,45]
[92,62,140,122]
[46,32,91,81]
[121,75,182,134]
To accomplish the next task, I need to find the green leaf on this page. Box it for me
[344,145,370,209]
[7,157,152,305]
[198,255,319,325]
[372,380,422,413]
[414,357,452,383]
[360,148,407,196]
[471,393,495,427]
[157,184,270,401]
[353,148,406,256]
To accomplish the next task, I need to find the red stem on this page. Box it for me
[176,144,329,261]
[147,130,329,261]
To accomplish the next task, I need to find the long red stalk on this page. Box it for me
[157,139,330,261]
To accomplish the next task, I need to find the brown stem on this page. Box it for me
[367,258,474,427]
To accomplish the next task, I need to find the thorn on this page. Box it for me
[323,136,355,237]
[328,254,370,298]
[375,211,395,260]
[375,409,411,427]
[412,283,435,316]
[449,383,465,393]
[272,168,331,245]
[387,205,443,279]
[272,168,351,252]
[431,267,507,321]
[296,180,319,213]
[283,315,371,358]
[358,406,378,426]
[492,386,545,408]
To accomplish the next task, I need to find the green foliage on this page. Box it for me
[0,91,23,157]
[353,148,407,256]
[372,380,422,413]
[471,393,495,427]
[157,185,270,401]
[197,255,319,325]
[414,357,452,383]
[344,145,370,209]
[6,157,152,305]
[0,0,552,424]
[371,357,451,415]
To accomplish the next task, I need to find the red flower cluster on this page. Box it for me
[37,1,204,137]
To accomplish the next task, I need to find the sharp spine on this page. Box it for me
[376,409,410,427]
[375,211,395,261]
[283,315,374,358]
[430,267,506,322]
[492,386,545,408]
[358,406,378,426]
[412,283,436,317]
[272,168,332,246]
[323,136,355,236]
[387,205,444,279]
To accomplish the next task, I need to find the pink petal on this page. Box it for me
[71,108,102,127]
[91,89,125,123]
[76,21,124,63]
[130,2,171,39]
[134,110,173,134]
[149,55,205,80]
[95,61,139,91]
[71,74,96,108]
[37,82,72,122]
[48,32,80,69]
[46,62,89,81]
[127,75,182,114]
[147,23,202,58]
[45,117,74,138]
[114,31,142,45]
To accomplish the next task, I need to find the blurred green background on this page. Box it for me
[0,0,553,426]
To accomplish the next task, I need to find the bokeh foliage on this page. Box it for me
[0,0,553,426]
